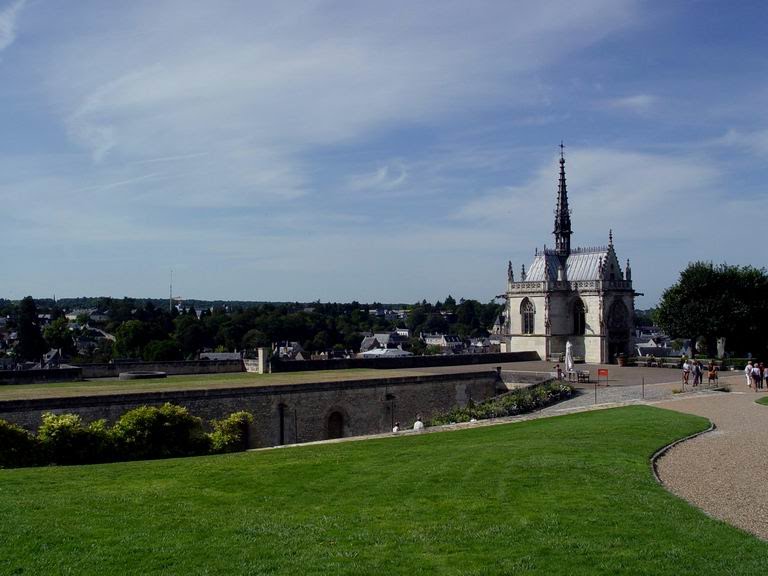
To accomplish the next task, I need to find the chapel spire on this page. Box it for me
[554,142,572,257]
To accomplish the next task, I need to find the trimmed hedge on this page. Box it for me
[0,419,40,468]
[210,411,254,454]
[430,380,575,426]
[0,403,253,469]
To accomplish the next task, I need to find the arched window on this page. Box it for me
[520,299,535,335]
[573,300,586,335]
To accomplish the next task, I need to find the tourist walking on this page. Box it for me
[707,361,718,385]
[763,363,768,390]
[692,360,702,387]
[759,363,765,390]
[751,363,761,391]
[745,361,753,388]
[682,359,691,387]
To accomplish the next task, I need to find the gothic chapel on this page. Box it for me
[503,147,636,363]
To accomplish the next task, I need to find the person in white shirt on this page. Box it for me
[413,417,425,431]
[745,361,753,388]
[392,422,400,433]
[682,360,691,386]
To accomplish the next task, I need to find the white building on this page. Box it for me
[503,149,636,364]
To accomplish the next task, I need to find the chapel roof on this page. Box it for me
[525,247,611,282]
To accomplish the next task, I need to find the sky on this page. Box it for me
[1,0,766,307]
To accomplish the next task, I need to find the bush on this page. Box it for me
[111,403,211,460]
[210,411,254,453]
[0,419,39,468]
[429,380,575,426]
[37,413,113,465]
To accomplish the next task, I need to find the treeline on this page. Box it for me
[2,296,503,363]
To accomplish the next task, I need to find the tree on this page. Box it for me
[43,317,75,356]
[15,296,48,362]
[656,262,768,356]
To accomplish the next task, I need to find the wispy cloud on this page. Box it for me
[714,128,768,158]
[346,163,408,192]
[0,0,26,53]
[606,94,659,112]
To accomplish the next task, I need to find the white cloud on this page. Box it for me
[346,163,408,192]
[715,128,768,158]
[606,94,659,112]
[0,0,26,53]
[38,1,640,205]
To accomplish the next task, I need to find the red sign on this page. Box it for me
[597,369,609,377]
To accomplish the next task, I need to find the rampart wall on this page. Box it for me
[0,371,504,448]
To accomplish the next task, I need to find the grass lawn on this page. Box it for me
[0,368,429,401]
[1,405,766,575]
[757,396,768,406]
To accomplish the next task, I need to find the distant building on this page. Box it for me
[359,331,408,353]
[421,333,465,353]
[503,149,636,364]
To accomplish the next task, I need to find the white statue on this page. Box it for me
[565,340,574,373]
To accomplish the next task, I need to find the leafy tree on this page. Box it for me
[43,317,75,356]
[143,339,183,362]
[15,296,48,362]
[656,262,768,356]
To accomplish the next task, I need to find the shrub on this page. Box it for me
[111,403,211,461]
[37,413,113,465]
[0,419,39,468]
[429,380,575,426]
[210,411,254,453]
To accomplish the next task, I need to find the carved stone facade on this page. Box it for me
[503,149,635,364]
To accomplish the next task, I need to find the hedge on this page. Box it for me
[430,380,575,426]
[0,403,253,469]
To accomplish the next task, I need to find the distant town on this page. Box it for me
[0,294,680,372]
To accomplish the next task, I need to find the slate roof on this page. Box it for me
[525,248,613,282]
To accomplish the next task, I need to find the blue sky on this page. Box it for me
[1,1,766,307]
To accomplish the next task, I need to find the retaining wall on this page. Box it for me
[0,371,501,448]
[0,368,83,385]
[74,359,245,378]
[271,351,540,372]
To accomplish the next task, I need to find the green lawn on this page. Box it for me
[1,406,766,575]
[757,396,768,406]
[0,368,426,401]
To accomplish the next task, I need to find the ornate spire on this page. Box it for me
[608,229,613,247]
[507,260,514,282]
[521,264,526,281]
[626,258,632,282]
[554,142,572,257]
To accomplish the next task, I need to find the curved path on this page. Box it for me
[655,383,768,540]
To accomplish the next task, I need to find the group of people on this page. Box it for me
[745,361,767,390]
[392,416,424,433]
[681,359,718,387]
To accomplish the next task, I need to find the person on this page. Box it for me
[682,358,691,387]
[752,362,761,391]
[692,360,702,387]
[413,416,425,431]
[745,361,753,388]
[759,362,766,390]
[707,361,718,385]
[392,422,400,433]
[554,363,563,380]
[763,363,768,391]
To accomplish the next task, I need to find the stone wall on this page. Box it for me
[0,367,83,385]
[270,351,539,372]
[0,371,503,448]
[75,359,245,379]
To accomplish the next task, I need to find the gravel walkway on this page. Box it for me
[655,381,768,540]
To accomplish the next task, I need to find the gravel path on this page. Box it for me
[655,381,768,540]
